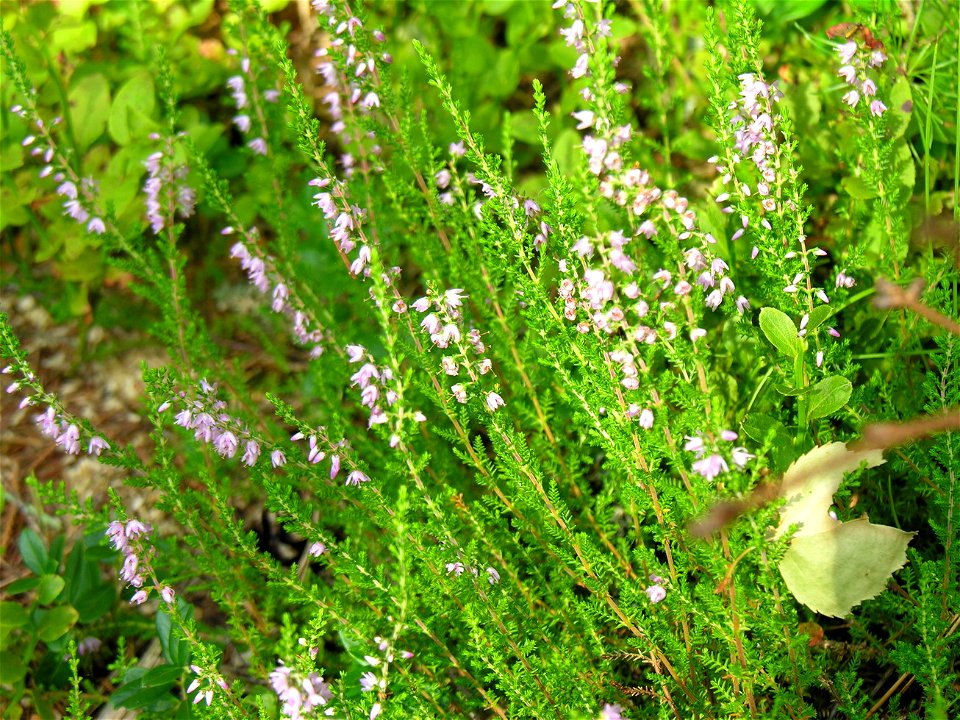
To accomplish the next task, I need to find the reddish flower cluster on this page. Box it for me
[3,364,111,458]
[143,133,196,235]
[11,104,107,235]
[312,0,388,175]
[228,230,326,358]
[310,176,373,278]
[406,289,505,412]
[225,50,280,157]
[269,661,334,719]
[169,379,266,467]
[106,520,175,607]
[684,430,754,482]
[835,40,887,116]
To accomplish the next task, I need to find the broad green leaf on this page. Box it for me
[111,665,182,709]
[762,0,827,22]
[888,75,912,139]
[552,129,581,175]
[741,413,793,469]
[68,73,110,151]
[167,0,216,33]
[49,534,66,567]
[56,0,107,19]
[4,576,41,595]
[0,650,27,686]
[806,305,835,332]
[759,307,802,358]
[157,607,190,667]
[892,142,915,191]
[36,605,79,642]
[109,73,156,145]
[775,443,884,538]
[0,602,30,632]
[253,0,289,11]
[779,518,913,618]
[36,575,65,605]
[73,583,115,624]
[64,542,91,604]
[806,376,853,420]
[775,443,914,617]
[490,52,520,100]
[509,113,540,144]
[50,19,97,53]
[841,175,879,200]
[482,0,517,14]
[17,528,48,575]
[1,139,24,173]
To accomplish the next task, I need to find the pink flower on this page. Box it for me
[106,522,127,551]
[638,408,654,429]
[241,440,260,466]
[684,435,705,456]
[271,449,286,467]
[869,100,887,117]
[360,671,378,692]
[214,431,238,458]
[838,65,857,83]
[309,542,326,557]
[76,636,102,656]
[125,520,150,538]
[570,53,589,79]
[692,453,728,481]
[705,289,723,310]
[842,90,860,108]
[731,447,755,468]
[600,704,625,720]
[486,392,505,412]
[57,424,81,454]
[837,40,858,64]
[645,584,666,603]
[87,436,109,456]
[571,110,595,129]
[444,288,466,309]
[346,470,370,486]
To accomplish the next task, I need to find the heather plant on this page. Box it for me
[1,0,958,719]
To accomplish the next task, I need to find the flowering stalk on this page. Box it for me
[228,229,328,358]
[1,316,118,463]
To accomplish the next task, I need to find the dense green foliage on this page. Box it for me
[1,0,957,718]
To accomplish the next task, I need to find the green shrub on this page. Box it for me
[1,0,957,718]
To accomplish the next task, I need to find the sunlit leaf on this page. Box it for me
[759,307,802,358]
[775,443,914,617]
[806,376,852,420]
